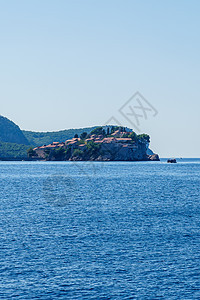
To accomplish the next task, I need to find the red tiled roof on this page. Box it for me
[66,140,76,144]
[47,144,58,148]
[102,137,116,142]
[111,130,120,135]
[67,141,77,145]
[34,146,46,150]
[116,138,132,141]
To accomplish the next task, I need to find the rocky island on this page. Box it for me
[28,127,159,161]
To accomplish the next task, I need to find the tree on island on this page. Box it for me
[137,134,150,143]
[86,140,100,155]
[90,127,106,136]
[110,126,122,134]
[80,132,88,140]
[27,147,36,158]
[128,132,138,142]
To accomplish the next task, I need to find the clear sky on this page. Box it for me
[0,0,200,157]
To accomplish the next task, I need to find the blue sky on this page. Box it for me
[0,0,200,157]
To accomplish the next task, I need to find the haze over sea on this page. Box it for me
[0,159,199,299]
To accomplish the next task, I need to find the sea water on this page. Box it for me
[0,160,199,299]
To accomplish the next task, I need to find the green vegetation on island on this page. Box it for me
[29,126,158,162]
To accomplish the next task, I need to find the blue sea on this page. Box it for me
[0,159,199,299]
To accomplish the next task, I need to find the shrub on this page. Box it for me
[137,134,150,143]
[90,127,105,136]
[27,147,36,157]
[128,132,138,141]
[53,147,66,160]
[72,149,84,157]
[111,126,121,134]
[86,140,100,155]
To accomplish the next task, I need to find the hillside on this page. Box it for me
[23,127,97,146]
[0,142,29,160]
[0,115,29,145]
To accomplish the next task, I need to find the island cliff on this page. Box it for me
[28,127,160,162]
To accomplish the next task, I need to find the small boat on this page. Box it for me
[167,159,177,163]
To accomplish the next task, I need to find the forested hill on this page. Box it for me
[0,115,29,145]
[23,127,97,146]
[23,126,133,147]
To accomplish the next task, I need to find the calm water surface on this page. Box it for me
[0,160,199,299]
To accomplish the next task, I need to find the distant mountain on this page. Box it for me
[0,115,29,145]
